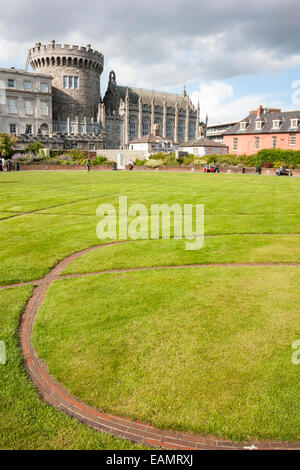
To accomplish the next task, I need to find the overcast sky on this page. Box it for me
[1,0,300,122]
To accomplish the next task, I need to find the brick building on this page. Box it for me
[223,106,300,155]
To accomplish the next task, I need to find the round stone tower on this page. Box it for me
[29,40,104,122]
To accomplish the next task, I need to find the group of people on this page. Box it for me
[0,158,14,172]
[203,164,219,173]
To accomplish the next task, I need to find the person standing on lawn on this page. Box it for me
[86,157,91,172]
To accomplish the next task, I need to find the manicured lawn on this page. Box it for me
[63,235,300,275]
[33,266,300,442]
[0,286,146,449]
[0,171,299,285]
[0,170,299,448]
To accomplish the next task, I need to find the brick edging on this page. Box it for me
[14,242,300,450]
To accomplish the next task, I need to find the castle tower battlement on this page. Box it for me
[30,40,104,121]
[29,41,104,69]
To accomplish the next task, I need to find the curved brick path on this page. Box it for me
[1,241,299,450]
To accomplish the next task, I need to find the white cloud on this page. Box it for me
[1,0,300,123]
[190,81,288,122]
[1,0,300,86]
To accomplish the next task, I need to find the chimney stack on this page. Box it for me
[257,105,264,118]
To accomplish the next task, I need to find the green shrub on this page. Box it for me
[92,155,108,165]
[148,152,178,166]
[256,148,300,168]
[182,155,195,166]
[25,142,44,156]
[134,159,147,166]
[65,150,87,162]
[145,159,163,168]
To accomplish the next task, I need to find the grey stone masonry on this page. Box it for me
[29,40,104,121]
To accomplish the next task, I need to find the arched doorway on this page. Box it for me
[40,123,49,136]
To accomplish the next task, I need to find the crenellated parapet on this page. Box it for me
[30,40,103,73]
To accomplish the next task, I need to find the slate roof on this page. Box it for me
[114,85,194,110]
[225,110,300,135]
[130,133,173,144]
[179,137,228,148]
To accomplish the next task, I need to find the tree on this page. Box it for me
[25,142,44,156]
[0,133,18,158]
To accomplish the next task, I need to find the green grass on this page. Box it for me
[0,170,300,448]
[63,235,300,275]
[0,286,146,449]
[33,267,300,442]
[0,171,299,285]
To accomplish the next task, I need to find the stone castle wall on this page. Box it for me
[29,41,103,121]
[97,149,149,163]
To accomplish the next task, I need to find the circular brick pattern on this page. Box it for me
[1,242,299,450]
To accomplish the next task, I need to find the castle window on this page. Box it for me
[40,83,48,92]
[272,136,277,148]
[117,122,121,136]
[289,133,296,145]
[254,137,259,150]
[233,137,238,151]
[240,121,247,131]
[130,116,137,138]
[106,122,112,135]
[255,121,263,130]
[9,124,16,134]
[142,117,149,136]
[41,101,49,117]
[8,99,17,114]
[8,79,15,88]
[25,100,34,115]
[189,122,195,140]
[24,81,31,91]
[63,76,79,89]
[167,119,174,139]
[178,120,184,141]
[25,124,32,135]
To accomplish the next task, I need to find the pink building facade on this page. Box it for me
[223,106,300,155]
